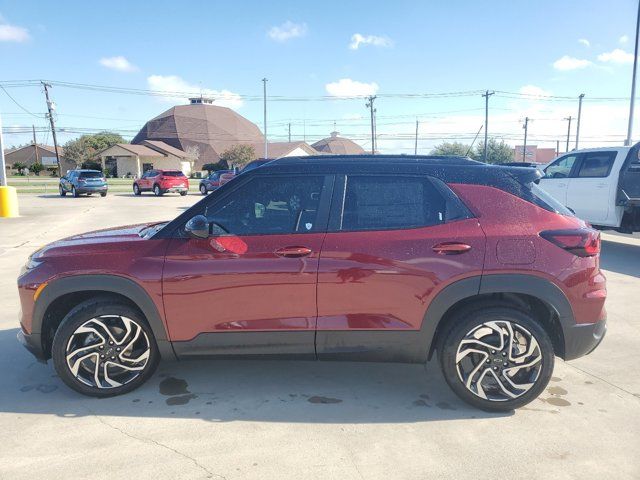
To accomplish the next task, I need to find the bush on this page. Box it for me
[12,162,27,175]
[29,163,45,176]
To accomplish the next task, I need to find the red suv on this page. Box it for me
[133,169,189,196]
[17,156,606,411]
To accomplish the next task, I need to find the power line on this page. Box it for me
[0,85,42,118]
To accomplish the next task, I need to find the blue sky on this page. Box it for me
[1,0,638,153]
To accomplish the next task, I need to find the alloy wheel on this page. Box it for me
[65,315,151,389]
[455,320,542,402]
[200,185,207,195]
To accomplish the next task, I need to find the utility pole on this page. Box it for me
[0,112,6,186]
[626,0,640,145]
[414,119,419,155]
[482,90,495,161]
[42,82,61,177]
[288,122,291,143]
[564,116,572,152]
[262,78,268,159]
[556,140,560,157]
[575,94,585,149]
[522,117,529,162]
[32,124,39,165]
[366,95,377,154]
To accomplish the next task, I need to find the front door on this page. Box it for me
[539,153,579,207]
[162,173,333,356]
[566,151,617,225]
[316,174,486,361]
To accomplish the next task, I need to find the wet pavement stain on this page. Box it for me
[545,397,571,407]
[419,394,430,400]
[548,386,568,396]
[307,396,342,404]
[435,401,456,410]
[20,384,58,393]
[412,399,431,407]
[166,394,197,406]
[585,381,594,385]
[550,376,562,382]
[159,377,189,396]
[132,399,140,403]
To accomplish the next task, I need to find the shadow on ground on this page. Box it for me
[0,328,508,424]
[601,240,640,278]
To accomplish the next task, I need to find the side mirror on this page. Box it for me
[185,215,209,239]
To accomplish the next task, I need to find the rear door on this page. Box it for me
[619,148,640,202]
[566,151,617,225]
[539,153,579,206]
[316,174,485,361]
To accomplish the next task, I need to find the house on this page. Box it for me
[96,140,193,178]
[3,144,76,175]
[311,131,366,155]
[512,145,557,165]
[263,141,319,159]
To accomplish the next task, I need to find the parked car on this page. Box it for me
[538,145,640,233]
[18,155,606,411]
[133,169,189,196]
[59,170,108,198]
[199,169,232,195]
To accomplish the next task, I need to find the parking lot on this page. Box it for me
[0,193,639,480]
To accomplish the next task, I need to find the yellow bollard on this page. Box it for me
[0,186,19,217]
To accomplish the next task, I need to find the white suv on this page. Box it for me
[538,146,640,233]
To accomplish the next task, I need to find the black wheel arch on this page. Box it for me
[33,274,176,361]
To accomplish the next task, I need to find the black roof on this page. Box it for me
[271,154,480,166]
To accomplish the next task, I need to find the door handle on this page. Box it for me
[275,246,313,258]
[557,183,567,188]
[432,242,472,255]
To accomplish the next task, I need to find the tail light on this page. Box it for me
[540,228,601,257]
[77,178,86,183]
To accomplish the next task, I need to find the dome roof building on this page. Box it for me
[311,131,366,155]
[131,97,265,168]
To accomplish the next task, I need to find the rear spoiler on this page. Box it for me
[501,166,543,185]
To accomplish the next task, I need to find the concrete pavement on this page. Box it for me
[0,193,638,480]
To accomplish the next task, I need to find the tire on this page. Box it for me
[52,297,159,397]
[153,184,163,196]
[180,191,188,196]
[133,184,141,196]
[438,305,554,412]
[59,185,66,197]
[200,185,207,195]
[72,186,79,198]
[100,192,107,197]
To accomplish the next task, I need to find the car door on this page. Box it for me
[315,174,486,362]
[565,151,618,225]
[539,154,579,206]
[162,173,333,356]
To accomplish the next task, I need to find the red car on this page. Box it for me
[17,155,606,411]
[133,169,189,196]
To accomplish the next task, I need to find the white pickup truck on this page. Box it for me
[538,145,640,233]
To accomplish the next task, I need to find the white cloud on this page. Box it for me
[267,21,307,42]
[553,55,592,71]
[519,85,552,97]
[598,48,634,64]
[147,75,243,109]
[349,33,393,50]
[325,78,379,97]
[99,56,137,72]
[619,35,629,44]
[0,17,30,42]
[578,38,590,47]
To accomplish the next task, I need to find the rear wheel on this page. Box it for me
[200,184,207,195]
[180,191,188,196]
[438,306,554,411]
[153,184,163,196]
[100,192,107,197]
[51,298,159,397]
[133,184,141,196]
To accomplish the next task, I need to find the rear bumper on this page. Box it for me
[563,318,607,361]
[76,185,108,193]
[162,186,188,193]
[17,329,46,363]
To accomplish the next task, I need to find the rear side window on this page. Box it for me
[341,176,448,231]
[576,152,616,178]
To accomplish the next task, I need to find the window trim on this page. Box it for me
[327,173,472,233]
[543,153,581,179]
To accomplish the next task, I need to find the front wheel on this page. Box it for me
[133,184,141,196]
[438,306,554,411]
[59,185,66,197]
[200,185,207,195]
[51,298,159,397]
[100,192,107,197]
[72,186,79,198]
[180,191,188,196]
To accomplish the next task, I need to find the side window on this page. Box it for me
[576,152,616,178]
[206,176,325,235]
[341,176,446,231]
[544,155,578,179]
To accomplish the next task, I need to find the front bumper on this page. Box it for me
[17,329,47,363]
[563,319,607,361]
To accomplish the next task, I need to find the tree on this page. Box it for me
[475,138,515,164]
[430,142,472,157]
[219,144,256,168]
[29,163,45,176]
[63,131,126,165]
[81,160,102,170]
[12,162,27,175]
